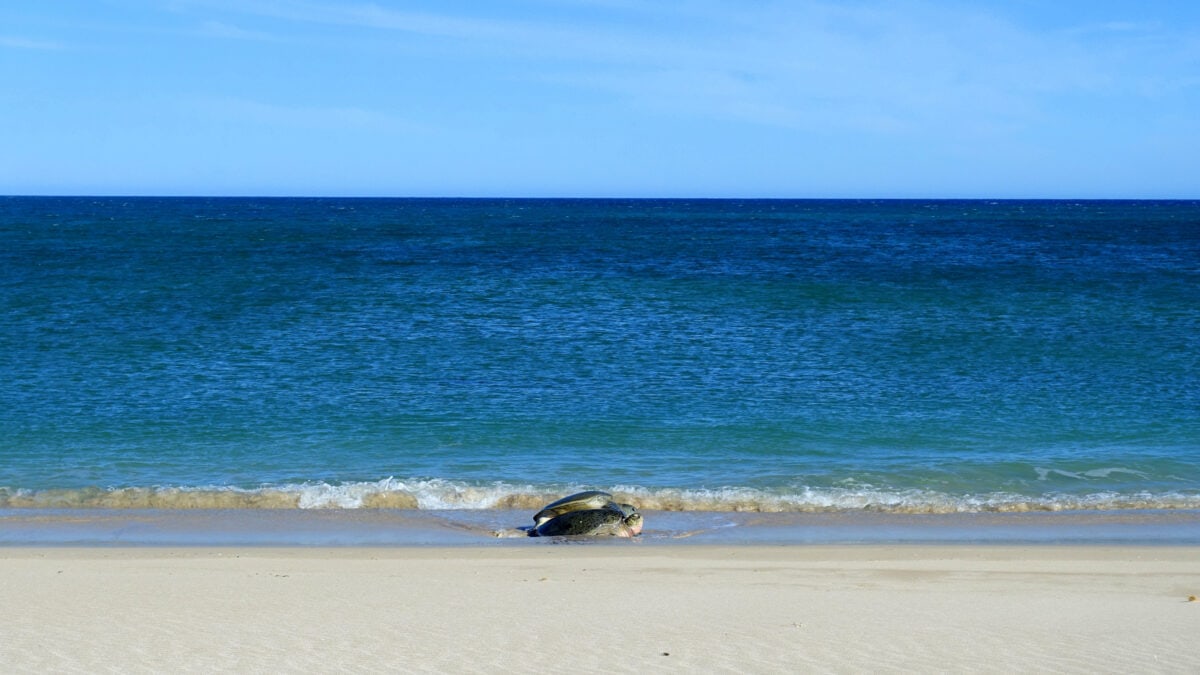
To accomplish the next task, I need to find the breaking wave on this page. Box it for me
[2,479,1199,513]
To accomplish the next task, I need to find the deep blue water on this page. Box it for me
[2,197,1198,511]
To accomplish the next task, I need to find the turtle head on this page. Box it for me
[623,512,644,536]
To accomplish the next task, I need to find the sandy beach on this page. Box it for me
[3,545,1197,673]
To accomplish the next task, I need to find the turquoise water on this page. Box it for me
[2,197,1198,512]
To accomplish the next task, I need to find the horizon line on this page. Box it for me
[3,194,1196,202]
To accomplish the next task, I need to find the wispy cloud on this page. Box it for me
[195,96,424,134]
[1063,20,1164,37]
[196,20,278,41]
[167,0,1200,138]
[0,35,66,50]
[175,0,539,41]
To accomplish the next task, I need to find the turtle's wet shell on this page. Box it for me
[532,490,614,526]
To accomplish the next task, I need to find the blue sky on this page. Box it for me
[2,1,1198,197]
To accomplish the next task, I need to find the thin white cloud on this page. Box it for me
[167,0,1200,138]
[1063,20,1164,37]
[0,35,66,50]
[197,20,278,41]
[196,96,424,134]
[175,0,540,41]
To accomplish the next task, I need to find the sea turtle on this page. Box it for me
[534,509,644,537]
[533,490,616,526]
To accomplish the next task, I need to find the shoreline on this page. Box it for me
[4,507,1200,546]
[4,544,1198,672]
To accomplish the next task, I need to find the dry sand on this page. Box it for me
[3,545,1198,673]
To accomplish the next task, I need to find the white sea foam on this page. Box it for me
[2,481,1198,513]
[1080,468,1150,479]
[1035,466,1152,482]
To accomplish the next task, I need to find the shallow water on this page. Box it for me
[3,508,1198,546]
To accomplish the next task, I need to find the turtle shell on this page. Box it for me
[532,490,614,525]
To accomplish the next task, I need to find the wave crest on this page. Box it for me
[3,479,1199,513]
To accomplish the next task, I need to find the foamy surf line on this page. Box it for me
[3,508,1200,546]
[2,479,1200,514]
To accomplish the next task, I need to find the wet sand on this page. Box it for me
[2,545,1198,672]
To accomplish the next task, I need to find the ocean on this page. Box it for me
[2,197,1198,541]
